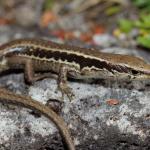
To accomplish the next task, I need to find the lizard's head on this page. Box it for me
[131,65,150,80]
[117,55,150,80]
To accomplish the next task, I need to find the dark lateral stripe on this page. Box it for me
[9,46,143,75]
[19,47,133,73]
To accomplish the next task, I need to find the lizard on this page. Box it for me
[0,87,75,150]
[0,38,150,100]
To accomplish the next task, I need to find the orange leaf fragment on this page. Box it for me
[51,30,65,39]
[0,18,12,25]
[92,25,105,34]
[80,33,92,42]
[51,30,75,40]
[106,99,120,105]
[64,31,75,40]
[40,10,57,27]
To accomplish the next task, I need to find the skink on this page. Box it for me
[0,38,150,99]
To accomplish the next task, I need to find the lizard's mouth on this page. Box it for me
[132,73,150,80]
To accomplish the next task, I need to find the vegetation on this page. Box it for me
[118,0,150,48]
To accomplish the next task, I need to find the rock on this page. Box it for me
[0,0,44,27]
[93,34,117,47]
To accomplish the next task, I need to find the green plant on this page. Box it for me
[137,35,150,48]
[118,0,150,49]
[43,0,55,10]
[132,0,150,12]
[118,19,133,33]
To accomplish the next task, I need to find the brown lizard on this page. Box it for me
[0,38,150,100]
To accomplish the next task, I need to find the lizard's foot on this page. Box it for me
[58,83,74,101]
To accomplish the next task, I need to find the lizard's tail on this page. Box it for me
[0,88,75,150]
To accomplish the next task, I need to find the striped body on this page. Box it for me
[0,38,150,80]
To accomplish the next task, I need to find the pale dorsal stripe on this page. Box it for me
[7,43,105,62]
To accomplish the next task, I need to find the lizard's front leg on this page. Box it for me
[24,60,57,84]
[58,66,74,101]
[24,60,74,101]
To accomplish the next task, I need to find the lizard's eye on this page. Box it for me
[131,70,139,75]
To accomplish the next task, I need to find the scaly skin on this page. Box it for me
[0,38,150,99]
